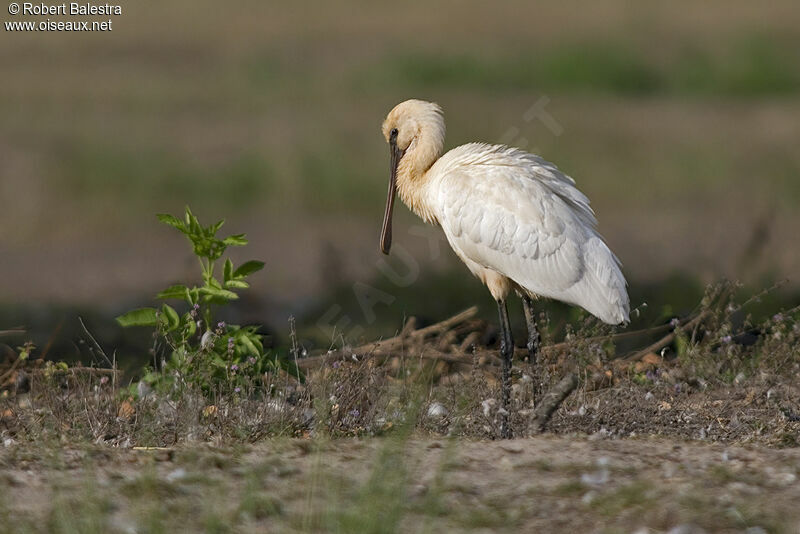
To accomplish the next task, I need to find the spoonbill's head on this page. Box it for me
[379,99,444,254]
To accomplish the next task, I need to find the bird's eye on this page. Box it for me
[390,128,398,138]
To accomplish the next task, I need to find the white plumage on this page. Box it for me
[379,99,629,437]
[433,143,629,325]
[380,100,629,325]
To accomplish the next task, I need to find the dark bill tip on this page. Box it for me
[379,141,402,255]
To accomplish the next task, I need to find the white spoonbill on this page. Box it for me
[379,99,630,438]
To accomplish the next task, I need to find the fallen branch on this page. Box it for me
[529,373,578,434]
[298,307,479,369]
[0,357,24,385]
[0,329,26,338]
[29,366,120,377]
[621,310,711,363]
[299,309,695,370]
[512,321,673,360]
[366,306,479,352]
[3,363,119,389]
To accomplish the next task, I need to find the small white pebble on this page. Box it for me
[645,391,654,401]
[588,428,610,441]
[581,469,609,486]
[166,468,187,483]
[427,402,448,418]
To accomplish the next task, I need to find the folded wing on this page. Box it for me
[435,144,629,324]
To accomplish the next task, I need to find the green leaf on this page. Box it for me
[225,280,249,289]
[183,313,197,336]
[239,329,264,353]
[161,304,180,330]
[239,334,260,357]
[223,234,248,247]
[223,259,234,283]
[116,308,159,327]
[157,214,185,232]
[157,284,190,301]
[233,260,265,278]
[199,287,239,302]
[186,207,201,234]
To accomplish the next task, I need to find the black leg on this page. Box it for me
[521,295,540,366]
[496,298,514,439]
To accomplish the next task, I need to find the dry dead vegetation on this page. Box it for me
[1,283,799,533]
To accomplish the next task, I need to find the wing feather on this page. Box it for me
[433,144,629,324]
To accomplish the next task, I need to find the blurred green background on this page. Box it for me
[2,0,799,360]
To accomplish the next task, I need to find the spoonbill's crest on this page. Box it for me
[379,99,630,438]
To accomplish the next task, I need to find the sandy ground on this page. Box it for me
[2,435,800,533]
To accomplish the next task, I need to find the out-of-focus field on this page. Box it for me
[2,0,800,344]
[3,437,800,533]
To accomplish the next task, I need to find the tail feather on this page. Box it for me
[569,237,630,325]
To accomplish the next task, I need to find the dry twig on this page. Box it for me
[299,306,686,371]
[0,329,26,338]
[621,311,711,363]
[30,366,120,377]
[0,357,25,385]
[529,373,579,434]
[79,317,114,368]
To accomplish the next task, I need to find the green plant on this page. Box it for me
[16,341,35,362]
[116,207,294,395]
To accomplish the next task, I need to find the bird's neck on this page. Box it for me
[396,132,443,224]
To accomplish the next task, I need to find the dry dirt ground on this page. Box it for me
[1,369,799,533]
[2,434,800,533]
[2,296,798,533]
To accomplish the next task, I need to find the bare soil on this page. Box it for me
[2,433,800,533]
[1,294,798,532]
[548,377,800,448]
